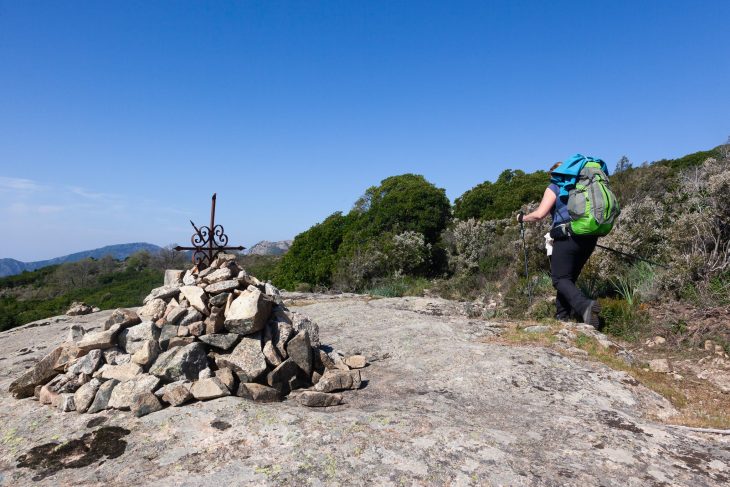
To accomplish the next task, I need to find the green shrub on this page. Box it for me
[366,275,430,298]
[528,298,556,321]
[454,169,549,221]
[599,297,649,341]
[294,282,312,293]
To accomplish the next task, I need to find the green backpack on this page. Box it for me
[566,162,620,236]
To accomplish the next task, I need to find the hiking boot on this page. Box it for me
[582,300,601,328]
[555,312,572,323]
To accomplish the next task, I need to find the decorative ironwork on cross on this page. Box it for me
[174,193,245,269]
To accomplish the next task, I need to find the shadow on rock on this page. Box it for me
[16,426,131,481]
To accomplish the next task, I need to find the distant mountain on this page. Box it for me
[0,242,162,278]
[246,240,292,256]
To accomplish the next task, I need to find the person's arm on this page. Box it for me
[519,187,556,223]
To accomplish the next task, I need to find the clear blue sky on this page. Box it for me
[1,0,728,261]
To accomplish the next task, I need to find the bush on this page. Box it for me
[454,169,549,221]
[599,297,649,341]
[389,231,431,275]
[442,219,494,273]
[366,275,430,298]
[273,212,355,289]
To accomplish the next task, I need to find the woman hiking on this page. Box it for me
[517,162,601,328]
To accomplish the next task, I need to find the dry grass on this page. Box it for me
[573,335,730,429]
[498,324,558,347]
[494,324,730,429]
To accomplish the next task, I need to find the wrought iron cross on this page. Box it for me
[174,193,245,269]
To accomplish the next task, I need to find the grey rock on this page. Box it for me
[168,337,195,349]
[164,269,185,287]
[205,279,240,295]
[8,344,78,398]
[266,358,300,388]
[209,292,230,308]
[73,378,101,413]
[103,308,140,331]
[191,377,230,400]
[182,269,196,286]
[179,309,203,327]
[214,333,267,382]
[292,315,320,348]
[327,351,350,371]
[649,359,671,373]
[298,391,343,407]
[119,321,160,354]
[137,298,167,322]
[273,321,294,359]
[165,306,188,326]
[149,342,209,382]
[131,340,160,366]
[179,286,208,315]
[158,324,179,350]
[524,325,551,334]
[262,338,283,368]
[87,378,119,413]
[198,333,239,351]
[314,369,361,393]
[161,382,193,406]
[224,289,272,335]
[68,349,103,376]
[66,302,93,316]
[67,324,86,342]
[39,385,59,405]
[97,362,143,382]
[188,321,205,337]
[264,282,280,297]
[237,383,280,403]
[344,355,368,369]
[286,330,313,376]
[77,325,121,353]
[57,393,76,412]
[288,375,310,392]
[108,374,161,410]
[143,285,180,304]
[203,267,233,284]
[214,367,236,392]
[204,307,225,335]
[103,347,130,365]
[131,392,163,417]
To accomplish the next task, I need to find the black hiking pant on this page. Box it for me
[551,235,598,319]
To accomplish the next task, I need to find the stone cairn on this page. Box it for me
[8,254,366,417]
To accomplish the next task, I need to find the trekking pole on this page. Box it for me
[595,244,669,269]
[518,211,532,307]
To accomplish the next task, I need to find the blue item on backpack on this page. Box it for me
[550,154,610,199]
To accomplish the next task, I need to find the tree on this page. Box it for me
[615,155,632,174]
[454,169,548,221]
[273,212,355,289]
[347,174,451,245]
[720,135,730,162]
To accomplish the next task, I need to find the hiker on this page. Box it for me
[517,162,601,327]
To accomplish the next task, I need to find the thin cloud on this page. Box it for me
[68,186,111,200]
[0,176,43,192]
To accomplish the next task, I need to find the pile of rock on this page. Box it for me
[66,301,98,316]
[9,254,366,416]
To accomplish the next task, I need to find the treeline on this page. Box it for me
[267,142,730,345]
[0,248,285,332]
[0,248,189,331]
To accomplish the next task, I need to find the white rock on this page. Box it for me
[180,286,208,315]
